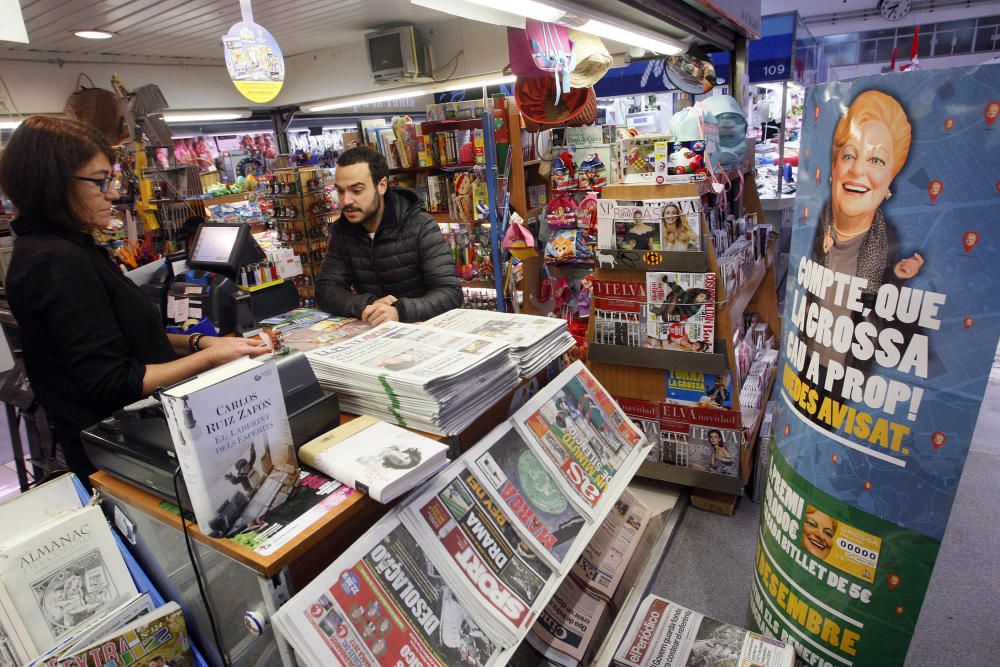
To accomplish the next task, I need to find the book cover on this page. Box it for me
[0,474,82,544]
[0,505,139,654]
[297,416,448,503]
[54,602,192,667]
[645,272,715,352]
[160,356,298,537]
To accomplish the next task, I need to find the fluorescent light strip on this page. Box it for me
[309,90,430,112]
[162,112,250,123]
[575,18,683,55]
[0,121,22,130]
[410,0,526,28]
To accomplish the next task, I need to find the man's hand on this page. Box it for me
[361,302,400,326]
[374,295,398,306]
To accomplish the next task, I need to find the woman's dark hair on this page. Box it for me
[382,446,421,470]
[708,429,724,444]
[337,146,389,186]
[0,116,115,231]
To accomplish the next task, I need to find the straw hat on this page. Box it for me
[569,30,612,89]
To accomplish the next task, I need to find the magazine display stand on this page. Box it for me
[586,173,780,501]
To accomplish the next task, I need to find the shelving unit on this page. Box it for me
[261,167,338,305]
[586,174,780,500]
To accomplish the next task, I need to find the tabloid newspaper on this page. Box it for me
[402,465,557,643]
[470,425,587,571]
[272,517,502,667]
[526,575,609,667]
[613,596,795,667]
[513,361,646,518]
[570,488,652,601]
[421,310,575,378]
[306,322,520,435]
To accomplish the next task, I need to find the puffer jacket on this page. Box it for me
[316,187,463,322]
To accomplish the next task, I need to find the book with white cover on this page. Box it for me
[298,416,449,503]
[0,505,138,655]
[160,356,299,537]
[0,580,36,667]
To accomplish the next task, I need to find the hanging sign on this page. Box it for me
[749,64,1000,665]
[222,0,284,103]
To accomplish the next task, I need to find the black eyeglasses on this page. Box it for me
[74,175,118,193]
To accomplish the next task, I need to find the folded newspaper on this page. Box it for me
[275,359,652,666]
[305,321,521,435]
[613,596,796,667]
[422,309,575,378]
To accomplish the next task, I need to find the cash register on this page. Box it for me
[80,350,339,507]
[134,222,300,334]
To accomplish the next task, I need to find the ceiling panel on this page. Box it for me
[2,0,451,60]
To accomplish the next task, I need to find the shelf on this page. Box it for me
[239,278,284,292]
[722,254,769,333]
[420,118,484,133]
[593,249,708,274]
[187,192,255,205]
[635,461,744,496]
[587,344,730,374]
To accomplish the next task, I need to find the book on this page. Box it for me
[0,505,139,655]
[0,474,83,540]
[298,416,449,504]
[53,601,192,667]
[614,596,795,667]
[645,272,715,353]
[160,356,299,537]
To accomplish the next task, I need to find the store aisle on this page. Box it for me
[652,374,1000,666]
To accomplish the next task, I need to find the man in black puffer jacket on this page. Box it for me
[317,147,463,324]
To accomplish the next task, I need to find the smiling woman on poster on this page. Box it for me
[808,90,924,373]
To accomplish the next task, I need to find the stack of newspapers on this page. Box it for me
[305,321,520,435]
[421,309,576,378]
[273,361,651,666]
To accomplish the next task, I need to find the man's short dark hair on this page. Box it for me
[337,146,389,186]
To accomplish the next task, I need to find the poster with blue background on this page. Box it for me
[749,64,1000,665]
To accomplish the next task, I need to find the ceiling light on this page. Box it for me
[308,90,430,113]
[0,120,22,130]
[434,74,517,93]
[459,0,564,22]
[74,29,114,39]
[162,111,251,123]
[575,18,684,55]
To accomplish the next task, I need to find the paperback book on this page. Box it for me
[160,356,298,537]
[298,416,449,504]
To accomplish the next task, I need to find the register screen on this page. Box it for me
[191,225,241,264]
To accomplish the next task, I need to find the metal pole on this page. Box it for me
[777,81,788,198]
[482,110,505,312]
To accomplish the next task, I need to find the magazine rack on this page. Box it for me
[585,172,780,500]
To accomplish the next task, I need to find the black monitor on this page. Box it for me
[187,222,264,275]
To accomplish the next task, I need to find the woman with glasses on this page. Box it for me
[0,116,268,483]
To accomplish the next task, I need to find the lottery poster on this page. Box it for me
[750,64,1000,666]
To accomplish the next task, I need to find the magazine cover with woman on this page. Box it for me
[596,198,702,251]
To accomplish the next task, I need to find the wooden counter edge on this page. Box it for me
[90,470,372,578]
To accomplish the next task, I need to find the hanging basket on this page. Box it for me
[515,78,597,132]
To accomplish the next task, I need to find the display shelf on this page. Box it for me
[587,344,730,374]
[586,175,780,499]
[420,118,484,133]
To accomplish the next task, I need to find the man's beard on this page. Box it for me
[345,195,382,227]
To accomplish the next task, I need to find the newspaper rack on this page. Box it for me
[586,176,781,500]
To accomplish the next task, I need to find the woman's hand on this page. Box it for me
[893,252,924,280]
[199,335,271,366]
